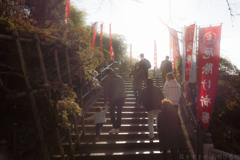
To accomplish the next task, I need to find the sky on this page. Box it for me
[71,0,240,69]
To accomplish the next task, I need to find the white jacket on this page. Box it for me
[163,80,181,105]
[88,108,108,124]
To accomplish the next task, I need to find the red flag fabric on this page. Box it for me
[172,30,181,71]
[109,23,114,58]
[154,40,157,69]
[65,0,70,35]
[169,30,173,60]
[100,23,103,52]
[197,26,222,130]
[130,44,132,70]
[91,22,98,51]
[184,24,195,104]
[65,0,70,24]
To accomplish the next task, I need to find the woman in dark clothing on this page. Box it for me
[157,100,185,160]
[129,62,145,105]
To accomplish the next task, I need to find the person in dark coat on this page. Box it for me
[140,78,164,140]
[157,100,185,160]
[160,56,172,85]
[139,53,151,79]
[104,68,127,134]
[129,62,145,105]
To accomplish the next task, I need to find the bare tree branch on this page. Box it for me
[226,0,234,26]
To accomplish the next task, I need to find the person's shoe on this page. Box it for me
[109,128,117,133]
[95,137,99,141]
[149,137,154,141]
[109,128,119,133]
[115,128,120,133]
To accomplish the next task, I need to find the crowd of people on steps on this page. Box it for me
[87,53,185,160]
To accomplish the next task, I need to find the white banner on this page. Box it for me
[182,26,197,83]
[189,25,197,83]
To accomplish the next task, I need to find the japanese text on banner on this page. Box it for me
[184,24,195,105]
[197,26,222,130]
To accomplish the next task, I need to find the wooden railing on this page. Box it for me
[0,30,115,160]
[173,70,204,159]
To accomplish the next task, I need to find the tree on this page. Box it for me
[94,32,131,75]
[207,57,240,154]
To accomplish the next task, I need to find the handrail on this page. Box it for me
[101,62,117,73]
[82,62,116,87]
[209,148,240,160]
[174,70,197,127]
[82,61,116,99]
[173,70,199,156]
[187,104,197,126]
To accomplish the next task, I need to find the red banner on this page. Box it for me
[65,0,70,35]
[130,44,132,70]
[172,30,181,71]
[65,0,70,24]
[184,24,195,104]
[154,40,157,69]
[109,23,114,58]
[100,23,103,52]
[169,30,173,60]
[197,26,222,130]
[91,22,98,52]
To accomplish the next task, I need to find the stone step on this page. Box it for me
[123,78,161,81]
[95,98,137,102]
[79,124,157,132]
[85,111,148,118]
[74,151,164,160]
[79,139,159,151]
[74,147,163,160]
[84,117,149,125]
[72,132,158,141]
[52,153,165,160]
[88,106,146,112]
[100,94,136,98]
[94,101,137,106]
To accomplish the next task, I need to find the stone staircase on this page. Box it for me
[51,77,189,160]
[74,77,164,159]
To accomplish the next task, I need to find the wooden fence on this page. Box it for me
[0,29,94,160]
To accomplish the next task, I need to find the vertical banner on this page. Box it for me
[189,25,197,83]
[109,23,114,58]
[184,24,195,104]
[154,40,157,69]
[197,25,222,130]
[91,22,98,52]
[172,30,181,71]
[130,44,132,70]
[100,23,103,52]
[65,0,70,34]
[182,26,186,83]
[65,0,70,24]
[169,30,173,60]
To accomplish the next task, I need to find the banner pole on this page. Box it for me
[196,25,199,120]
